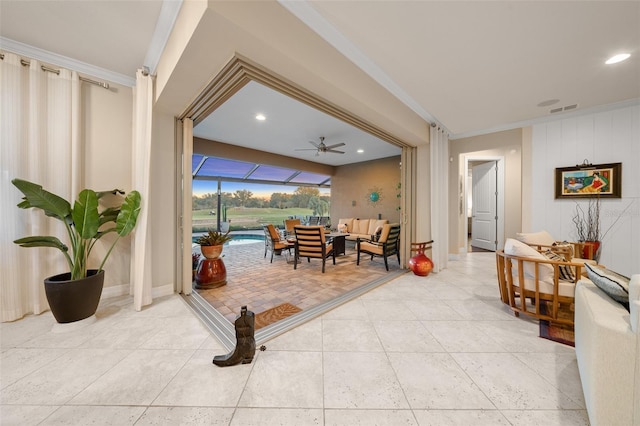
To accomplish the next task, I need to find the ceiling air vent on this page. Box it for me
[550,104,579,114]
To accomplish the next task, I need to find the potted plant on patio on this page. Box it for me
[194,228,233,289]
[195,228,233,259]
[12,178,142,323]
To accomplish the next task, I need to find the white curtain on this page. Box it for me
[0,52,81,322]
[430,125,449,272]
[131,69,154,311]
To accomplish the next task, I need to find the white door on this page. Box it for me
[471,161,497,251]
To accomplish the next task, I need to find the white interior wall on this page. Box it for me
[530,104,640,276]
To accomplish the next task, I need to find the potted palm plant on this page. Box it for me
[195,228,233,259]
[12,178,141,323]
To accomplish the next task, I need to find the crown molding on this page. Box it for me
[0,37,135,87]
[144,0,183,75]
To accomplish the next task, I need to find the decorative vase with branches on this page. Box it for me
[572,195,635,261]
[572,196,600,242]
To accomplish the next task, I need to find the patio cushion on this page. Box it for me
[338,218,354,232]
[352,219,370,235]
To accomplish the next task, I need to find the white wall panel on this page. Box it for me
[531,105,639,277]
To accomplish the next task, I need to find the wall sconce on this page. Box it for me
[352,200,356,207]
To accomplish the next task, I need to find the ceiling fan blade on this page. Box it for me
[327,149,345,154]
[295,148,319,151]
[308,141,320,148]
[325,142,345,149]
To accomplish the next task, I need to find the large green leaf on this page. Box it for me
[12,179,71,221]
[14,236,68,252]
[99,207,120,226]
[116,191,141,237]
[72,189,99,239]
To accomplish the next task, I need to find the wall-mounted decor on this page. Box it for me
[366,187,384,206]
[555,161,622,199]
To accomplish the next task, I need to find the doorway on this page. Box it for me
[464,156,504,253]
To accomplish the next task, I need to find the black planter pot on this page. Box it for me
[44,269,105,323]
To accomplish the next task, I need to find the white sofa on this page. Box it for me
[337,218,388,242]
[574,274,640,425]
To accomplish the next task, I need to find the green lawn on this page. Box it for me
[193,207,313,231]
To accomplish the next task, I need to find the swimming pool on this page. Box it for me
[192,233,265,246]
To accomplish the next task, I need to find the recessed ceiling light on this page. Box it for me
[605,53,630,65]
[255,114,266,121]
[357,149,364,154]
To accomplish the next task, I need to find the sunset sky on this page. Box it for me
[193,180,330,199]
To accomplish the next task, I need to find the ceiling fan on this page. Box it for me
[296,136,346,156]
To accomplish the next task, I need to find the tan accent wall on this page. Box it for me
[331,156,402,224]
[448,129,523,253]
[81,81,133,290]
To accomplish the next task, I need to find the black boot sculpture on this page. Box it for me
[213,305,256,367]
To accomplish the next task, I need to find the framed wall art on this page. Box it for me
[555,161,622,199]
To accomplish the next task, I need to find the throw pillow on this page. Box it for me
[504,238,554,281]
[584,263,630,310]
[542,250,576,282]
[552,241,574,261]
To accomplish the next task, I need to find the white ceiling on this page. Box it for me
[1,0,638,163]
[193,81,401,166]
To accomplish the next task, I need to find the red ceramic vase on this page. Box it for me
[409,251,434,276]
[582,241,600,260]
[195,258,227,289]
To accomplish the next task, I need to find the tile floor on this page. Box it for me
[0,252,589,425]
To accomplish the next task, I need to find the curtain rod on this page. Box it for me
[0,53,109,89]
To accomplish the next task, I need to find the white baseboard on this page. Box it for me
[101,283,176,300]
[101,284,129,299]
[152,283,175,298]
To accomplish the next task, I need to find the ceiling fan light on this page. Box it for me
[357,149,364,153]
[255,114,266,121]
[605,53,630,65]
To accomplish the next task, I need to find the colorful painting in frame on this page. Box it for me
[555,162,622,198]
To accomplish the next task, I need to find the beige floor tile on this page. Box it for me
[231,408,323,425]
[1,348,132,405]
[39,405,146,425]
[323,352,409,409]
[324,409,417,425]
[500,409,590,425]
[137,407,235,425]
[238,351,323,408]
[69,349,194,406]
[0,405,59,426]
[451,352,583,410]
[373,320,445,353]
[421,321,507,353]
[412,409,511,425]
[263,318,322,351]
[361,300,418,320]
[322,319,384,352]
[152,349,252,407]
[388,352,495,409]
[1,348,69,389]
[403,299,464,321]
